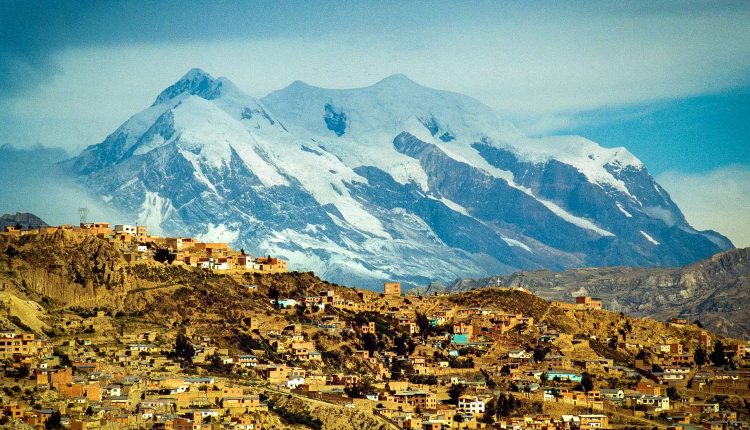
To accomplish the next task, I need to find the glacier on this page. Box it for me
[63,68,733,290]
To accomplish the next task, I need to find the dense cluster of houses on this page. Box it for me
[171,283,749,429]
[1,235,749,429]
[1,298,749,430]
[2,222,287,274]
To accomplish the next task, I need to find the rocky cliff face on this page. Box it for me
[0,230,150,309]
[447,247,750,339]
[62,69,732,289]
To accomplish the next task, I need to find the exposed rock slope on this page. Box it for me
[448,248,750,339]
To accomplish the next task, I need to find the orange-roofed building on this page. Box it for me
[254,256,287,273]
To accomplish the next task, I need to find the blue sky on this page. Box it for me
[544,87,750,246]
[545,87,750,175]
[0,1,748,245]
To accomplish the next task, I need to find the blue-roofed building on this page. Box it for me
[451,334,469,345]
[546,370,582,383]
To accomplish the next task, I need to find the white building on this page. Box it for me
[508,349,532,359]
[192,409,220,419]
[286,377,305,389]
[212,258,229,270]
[635,395,670,411]
[114,224,136,235]
[600,388,624,400]
[458,395,486,414]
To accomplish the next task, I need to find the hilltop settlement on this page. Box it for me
[0,222,749,430]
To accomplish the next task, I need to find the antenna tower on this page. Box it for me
[78,207,89,225]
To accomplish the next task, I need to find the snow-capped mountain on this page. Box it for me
[65,68,733,289]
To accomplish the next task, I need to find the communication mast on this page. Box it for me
[78,207,89,225]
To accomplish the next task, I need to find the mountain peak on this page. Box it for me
[152,68,222,106]
[374,73,418,86]
[369,73,427,92]
[0,212,48,230]
[69,69,732,292]
[288,79,313,88]
[273,74,423,96]
[181,67,214,81]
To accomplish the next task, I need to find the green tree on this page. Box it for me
[480,368,496,389]
[415,312,431,338]
[608,337,618,349]
[694,347,707,367]
[344,379,374,398]
[666,386,680,401]
[390,359,405,378]
[482,398,496,423]
[533,346,548,362]
[45,411,62,429]
[448,384,466,405]
[580,373,594,393]
[394,334,415,356]
[154,248,172,263]
[208,354,228,373]
[496,394,518,417]
[710,341,728,366]
[624,320,633,332]
[53,348,72,367]
[173,333,195,364]
[15,365,30,378]
[362,333,378,355]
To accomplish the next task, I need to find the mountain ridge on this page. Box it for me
[0,212,48,230]
[62,69,732,289]
[439,247,750,339]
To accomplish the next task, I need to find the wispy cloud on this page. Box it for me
[0,145,124,225]
[657,165,750,248]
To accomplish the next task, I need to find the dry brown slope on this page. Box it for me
[454,248,750,339]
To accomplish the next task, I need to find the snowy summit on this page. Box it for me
[64,69,732,289]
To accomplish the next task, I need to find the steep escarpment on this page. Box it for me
[0,231,173,309]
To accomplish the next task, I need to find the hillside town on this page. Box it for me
[2,222,287,274]
[0,223,749,430]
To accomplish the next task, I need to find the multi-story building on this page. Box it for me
[579,414,609,429]
[383,282,401,296]
[254,256,287,273]
[392,390,437,410]
[458,395,486,414]
[575,296,603,310]
[0,332,45,359]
